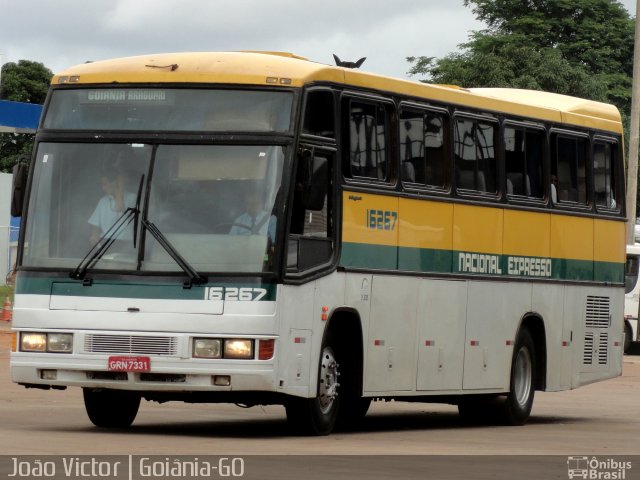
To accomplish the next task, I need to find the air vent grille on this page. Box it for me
[84,334,178,356]
[585,296,610,329]
[583,332,594,365]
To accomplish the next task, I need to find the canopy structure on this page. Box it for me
[0,99,42,133]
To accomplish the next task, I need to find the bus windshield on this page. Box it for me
[22,143,285,274]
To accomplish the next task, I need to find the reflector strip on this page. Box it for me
[294,337,306,344]
[425,340,435,346]
[562,341,569,347]
[506,340,514,346]
[470,340,480,346]
[374,340,385,346]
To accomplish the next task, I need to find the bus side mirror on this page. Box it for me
[11,162,28,217]
[301,151,328,211]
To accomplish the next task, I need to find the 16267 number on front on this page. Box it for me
[204,287,268,301]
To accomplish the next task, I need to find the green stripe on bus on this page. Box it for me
[340,243,397,270]
[398,247,452,273]
[341,242,623,283]
[15,276,277,301]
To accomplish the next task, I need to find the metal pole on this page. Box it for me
[626,0,640,244]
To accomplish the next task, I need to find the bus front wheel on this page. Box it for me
[83,388,141,428]
[285,340,341,435]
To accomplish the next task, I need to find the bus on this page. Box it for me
[624,244,640,353]
[10,52,626,435]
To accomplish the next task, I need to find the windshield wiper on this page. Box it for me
[71,174,145,282]
[141,219,207,288]
[70,207,136,281]
[132,174,145,248]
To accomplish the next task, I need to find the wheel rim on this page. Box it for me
[513,347,533,408]
[318,346,340,414]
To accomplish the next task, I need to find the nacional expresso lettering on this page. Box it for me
[458,252,552,277]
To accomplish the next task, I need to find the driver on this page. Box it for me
[229,190,276,240]
[88,166,136,244]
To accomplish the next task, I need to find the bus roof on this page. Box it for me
[53,51,622,133]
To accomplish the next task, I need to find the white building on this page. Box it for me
[0,172,12,284]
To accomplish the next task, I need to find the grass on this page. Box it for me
[0,285,14,302]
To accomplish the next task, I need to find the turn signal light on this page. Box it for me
[258,339,275,360]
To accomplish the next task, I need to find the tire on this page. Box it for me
[624,322,632,354]
[457,328,536,426]
[83,388,141,428]
[499,327,536,425]
[285,339,341,435]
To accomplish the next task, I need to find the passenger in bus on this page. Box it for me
[88,166,137,244]
[229,190,276,241]
[550,174,558,204]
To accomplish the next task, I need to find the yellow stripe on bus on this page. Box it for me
[594,219,626,264]
[343,190,624,266]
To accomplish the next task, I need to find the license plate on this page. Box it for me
[107,356,151,372]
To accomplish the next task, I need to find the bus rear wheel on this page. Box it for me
[83,388,141,428]
[458,328,536,426]
[499,327,536,425]
[285,341,341,435]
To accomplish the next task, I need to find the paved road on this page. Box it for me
[1,324,639,478]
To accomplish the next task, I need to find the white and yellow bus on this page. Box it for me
[10,52,626,435]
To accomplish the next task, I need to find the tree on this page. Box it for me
[0,60,53,173]
[0,60,53,104]
[407,0,634,117]
[407,0,637,212]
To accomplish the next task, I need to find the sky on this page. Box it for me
[0,0,637,81]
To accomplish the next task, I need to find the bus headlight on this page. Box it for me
[21,333,47,352]
[47,333,73,353]
[193,338,222,358]
[224,339,254,359]
[20,332,74,353]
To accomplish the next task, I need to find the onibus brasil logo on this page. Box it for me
[567,456,632,479]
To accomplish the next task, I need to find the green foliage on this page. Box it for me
[408,0,638,213]
[407,0,633,117]
[0,134,33,173]
[0,60,53,104]
[0,60,52,172]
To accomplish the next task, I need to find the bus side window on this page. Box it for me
[400,108,447,188]
[454,117,497,193]
[504,126,544,199]
[551,134,588,205]
[302,90,335,138]
[347,100,389,181]
[594,140,618,210]
[288,151,334,272]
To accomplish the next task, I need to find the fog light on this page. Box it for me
[193,338,222,358]
[213,375,231,386]
[40,369,57,380]
[47,333,73,353]
[224,339,254,359]
[21,333,47,352]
